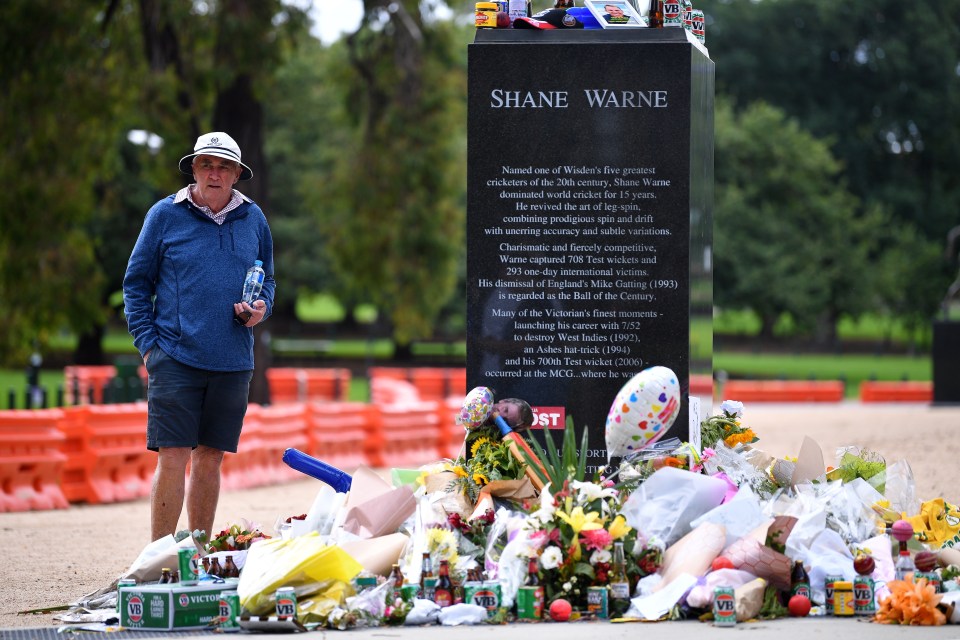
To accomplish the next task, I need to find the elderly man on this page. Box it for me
[123,132,275,541]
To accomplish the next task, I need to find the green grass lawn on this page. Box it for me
[714,351,930,398]
[714,309,932,347]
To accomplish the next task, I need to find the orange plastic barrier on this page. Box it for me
[436,397,467,460]
[258,404,311,484]
[221,404,268,491]
[859,381,932,403]
[369,367,467,402]
[307,402,371,471]
[370,376,421,405]
[78,404,156,503]
[410,368,468,401]
[0,409,69,512]
[57,405,91,502]
[722,380,845,403]
[267,368,351,404]
[64,365,117,405]
[366,403,441,468]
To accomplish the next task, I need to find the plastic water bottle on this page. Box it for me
[241,260,265,305]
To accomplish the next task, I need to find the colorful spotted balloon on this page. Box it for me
[457,386,495,430]
[604,365,681,460]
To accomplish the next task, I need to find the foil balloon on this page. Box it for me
[457,386,495,430]
[605,365,681,460]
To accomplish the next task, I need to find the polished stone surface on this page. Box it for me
[467,28,713,471]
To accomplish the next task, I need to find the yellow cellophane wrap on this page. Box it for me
[237,532,362,615]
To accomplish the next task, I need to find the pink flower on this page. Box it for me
[581,528,613,551]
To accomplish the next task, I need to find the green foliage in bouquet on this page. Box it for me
[199,521,270,552]
[827,449,886,494]
[450,425,528,503]
[700,411,758,450]
[520,415,591,489]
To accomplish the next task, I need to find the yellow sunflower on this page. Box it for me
[470,437,493,458]
[472,472,489,485]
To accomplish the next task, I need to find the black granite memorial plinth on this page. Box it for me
[933,321,960,405]
[466,28,713,473]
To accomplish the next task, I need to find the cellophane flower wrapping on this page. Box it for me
[237,532,362,615]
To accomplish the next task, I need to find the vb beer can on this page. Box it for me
[465,581,501,618]
[116,579,136,613]
[177,547,200,584]
[663,1,683,26]
[824,574,842,615]
[687,9,705,43]
[275,586,298,619]
[713,586,736,626]
[218,590,241,632]
[916,572,941,593]
[854,576,876,615]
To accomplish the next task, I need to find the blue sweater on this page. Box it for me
[123,194,275,372]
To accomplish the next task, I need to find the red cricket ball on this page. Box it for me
[788,595,811,617]
[496,11,511,28]
[549,598,572,622]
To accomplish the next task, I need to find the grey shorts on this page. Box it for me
[145,347,253,453]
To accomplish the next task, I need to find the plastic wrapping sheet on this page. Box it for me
[236,533,361,615]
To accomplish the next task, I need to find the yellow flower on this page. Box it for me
[608,515,632,540]
[473,472,489,485]
[470,437,493,458]
[426,527,459,564]
[452,465,468,478]
[555,506,603,534]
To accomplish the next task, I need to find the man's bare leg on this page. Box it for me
[151,447,191,541]
[186,445,225,538]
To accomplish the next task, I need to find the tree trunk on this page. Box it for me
[758,314,777,341]
[212,73,271,405]
[813,310,838,350]
[74,324,105,365]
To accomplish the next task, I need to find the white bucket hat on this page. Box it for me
[178,131,253,181]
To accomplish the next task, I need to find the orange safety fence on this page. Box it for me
[221,403,267,491]
[859,381,932,403]
[78,404,156,504]
[721,379,845,403]
[369,367,467,402]
[0,409,69,512]
[437,397,467,460]
[307,401,371,471]
[58,405,92,503]
[266,368,351,404]
[370,376,422,406]
[258,404,311,485]
[365,402,441,469]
